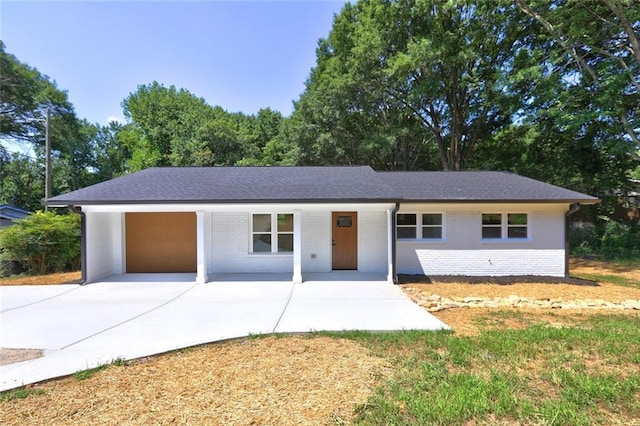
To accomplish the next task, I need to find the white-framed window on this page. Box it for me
[397,213,444,240]
[251,213,293,253]
[481,213,528,240]
[397,213,417,239]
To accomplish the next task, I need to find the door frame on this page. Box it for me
[331,211,358,270]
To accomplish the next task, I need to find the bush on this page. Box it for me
[0,211,80,275]
[601,220,640,259]
[570,219,640,260]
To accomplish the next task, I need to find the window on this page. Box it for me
[482,213,528,240]
[507,213,528,238]
[422,214,443,239]
[397,214,417,239]
[397,213,443,240]
[481,214,502,239]
[252,213,293,253]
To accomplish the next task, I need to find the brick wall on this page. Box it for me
[396,203,568,277]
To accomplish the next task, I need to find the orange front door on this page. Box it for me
[332,212,357,270]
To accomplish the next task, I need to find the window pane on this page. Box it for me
[278,234,293,252]
[508,226,527,239]
[482,214,501,225]
[397,214,417,226]
[337,216,352,227]
[508,214,527,225]
[253,234,271,252]
[277,214,293,232]
[423,214,442,226]
[423,227,442,239]
[253,214,271,232]
[482,227,502,239]
[397,227,417,239]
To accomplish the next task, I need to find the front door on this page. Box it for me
[332,212,357,270]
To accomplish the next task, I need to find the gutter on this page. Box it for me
[391,202,400,284]
[565,203,581,278]
[68,205,87,285]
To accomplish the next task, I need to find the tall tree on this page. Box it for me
[292,0,531,170]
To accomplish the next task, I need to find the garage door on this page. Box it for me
[125,212,197,273]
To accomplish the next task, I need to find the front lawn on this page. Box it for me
[1,257,639,425]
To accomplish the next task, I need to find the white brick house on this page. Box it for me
[47,166,598,284]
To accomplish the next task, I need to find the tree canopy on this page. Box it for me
[1,0,638,220]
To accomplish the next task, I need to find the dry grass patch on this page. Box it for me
[0,348,43,366]
[0,272,81,286]
[0,336,389,426]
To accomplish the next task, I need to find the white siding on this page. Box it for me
[85,212,123,282]
[358,210,388,273]
[301,211,332,272]
[396,203,568,277]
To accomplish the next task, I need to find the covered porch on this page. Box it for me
[79,202,397,285]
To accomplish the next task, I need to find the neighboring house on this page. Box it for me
[46,166,598,284]
[0,205,30,229]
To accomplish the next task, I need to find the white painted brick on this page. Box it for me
[211,212,292,273]
[358,210,387,273]
[85,212,123,282]
[301,211,331,272]
[396,204,568,277]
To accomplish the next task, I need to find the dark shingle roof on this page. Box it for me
[47,166,399,205]
[378,171,599,203]
[46,167,598,205]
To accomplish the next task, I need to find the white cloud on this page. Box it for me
[107,116,123,124]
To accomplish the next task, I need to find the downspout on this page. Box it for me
[391,202,400,284]
[69,205,87,285]
[565,203,581,278]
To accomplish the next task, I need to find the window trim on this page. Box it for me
[481,212,530,242]
[396,212,445,241]
[250,212,294,254]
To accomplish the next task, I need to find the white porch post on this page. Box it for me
[293,210,302,284]
[196,211,208,284]
[387,208,394,284]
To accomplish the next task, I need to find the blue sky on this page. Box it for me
[1,0,346,126]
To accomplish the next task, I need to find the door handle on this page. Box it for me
[332,239,336,246]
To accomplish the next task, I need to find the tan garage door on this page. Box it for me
[125,212,197,273]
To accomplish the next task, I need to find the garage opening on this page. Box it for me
[125,212,197,273]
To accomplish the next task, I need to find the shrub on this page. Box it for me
[601,220,640,259]
[0,211,80,275]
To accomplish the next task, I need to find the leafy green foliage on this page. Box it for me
[0,212,80,275]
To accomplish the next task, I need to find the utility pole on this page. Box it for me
[45,107,51,211]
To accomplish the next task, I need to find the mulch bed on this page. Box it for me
[0,336,390,425]
[398,274,596,285]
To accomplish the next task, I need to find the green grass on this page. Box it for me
[0,387,45,402]
[571,271,639,288]
[346,314,640,425]
[73,357,127,381]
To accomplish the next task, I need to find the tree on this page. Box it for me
[292,0,531,170]
[0,41,77,148]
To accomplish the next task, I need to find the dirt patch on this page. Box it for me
[0,272,81,286]
[0,336,389,425]
[0,348,43,365]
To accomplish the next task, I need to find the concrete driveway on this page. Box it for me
[0,276,448,391]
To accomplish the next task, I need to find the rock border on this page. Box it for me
[403,288,640,312]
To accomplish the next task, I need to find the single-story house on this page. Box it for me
[46,166,598,284]
[0,204,30,228]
